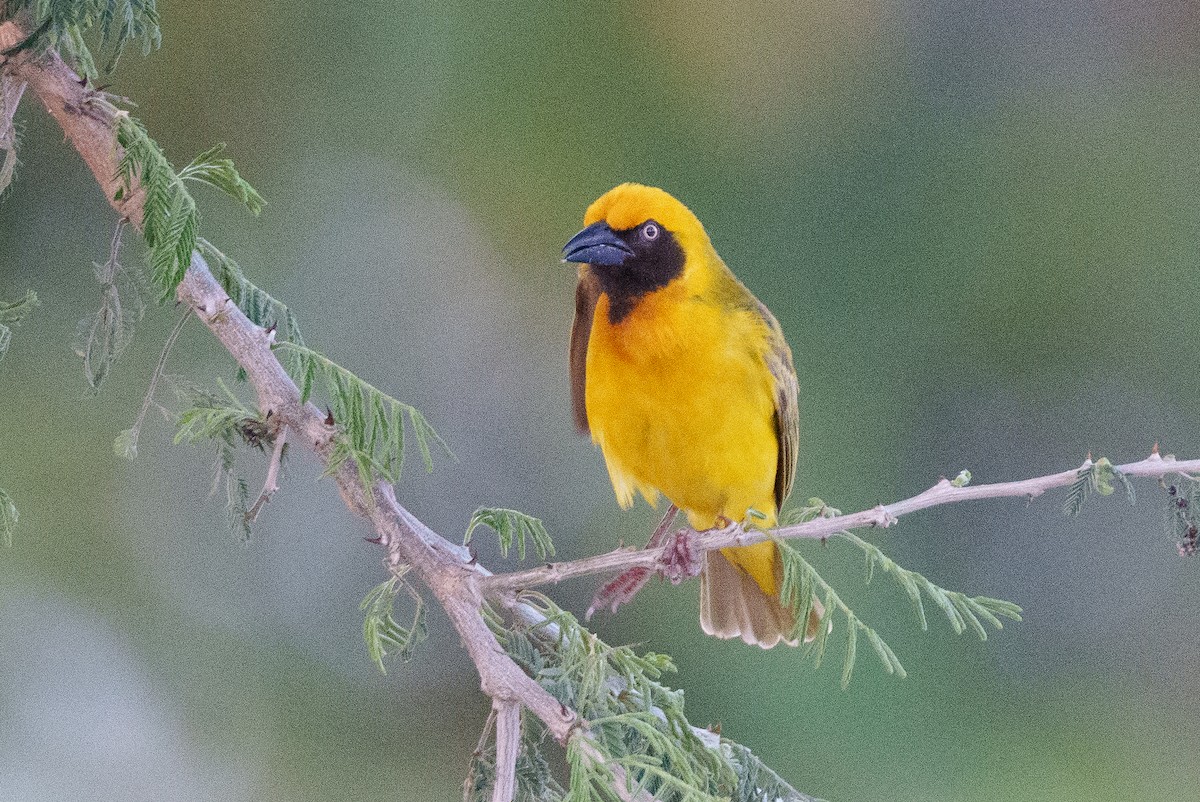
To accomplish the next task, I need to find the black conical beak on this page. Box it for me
[561,221,634,266]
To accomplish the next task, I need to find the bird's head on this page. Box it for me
[562,184,713,321]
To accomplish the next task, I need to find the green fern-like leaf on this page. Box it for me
[74,221,145,392]
[174,380,271,541]
[494,594,825,799]
[179,144,265,215]
[174,387,264,450]
[833,531,1022,639]
[361,574,427,673]
[3,0,160,74]
[115,116,197,299]
[0,487,17,547]
[465,508,555,561]
[584,711,728,802]
[197,238,304,353]
[465,716,566,802]
[1064,469,1092,517]
[504,594,737,801]
[779,496,842,526]
[274,342,450,489]
[115,127,256,304]
[1116,469,1137,506]
[565,735,615,802]
[1064,458,1137,516]
[777,528,1021,688]
[777,542,906,688]
[60,24,99,78]
[723,739,825,802]
[0,289,38,363]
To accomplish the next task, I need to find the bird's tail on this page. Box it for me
[699,542,825,649]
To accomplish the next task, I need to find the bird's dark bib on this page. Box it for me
[592,226,685,324]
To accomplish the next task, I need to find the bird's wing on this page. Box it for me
[569,268,601,434]
[756,299,799,510]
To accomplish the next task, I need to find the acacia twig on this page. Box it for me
[0,72,23,193]
[1,20,569,784]
[245,422,286,523]
[0,11,25,193]
[491,699,521,802]
[480,454,1200,596]
[121,305,189,457]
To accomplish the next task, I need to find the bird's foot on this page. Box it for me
[585,504,696,619]
[586,567,651,621]
[658,529,701,585]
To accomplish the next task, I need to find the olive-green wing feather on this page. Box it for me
[755,299,799,511]
[569,268,600,434]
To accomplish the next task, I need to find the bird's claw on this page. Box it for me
[658,529,701,585]
[586,567,651,621]
[585,528,704,620]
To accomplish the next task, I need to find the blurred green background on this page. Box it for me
[3,1,1200,800]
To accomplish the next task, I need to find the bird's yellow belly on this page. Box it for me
[585,306,778,530]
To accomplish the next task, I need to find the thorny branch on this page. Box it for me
[482,453,1200,597]
[5,16,1196,802]
[490,700,521,802]
[0,12,26,197]
[2,16,567,794]
[0,71,22,193]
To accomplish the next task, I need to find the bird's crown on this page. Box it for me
[583,183,710,249]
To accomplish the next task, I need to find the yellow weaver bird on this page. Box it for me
[563,183,823,648]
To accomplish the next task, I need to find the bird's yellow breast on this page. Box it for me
[584,282,779,531]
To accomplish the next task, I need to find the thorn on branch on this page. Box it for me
[62,99,112,125]
[868,504,897,528]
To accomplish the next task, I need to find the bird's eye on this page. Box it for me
[642,222,659,241]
